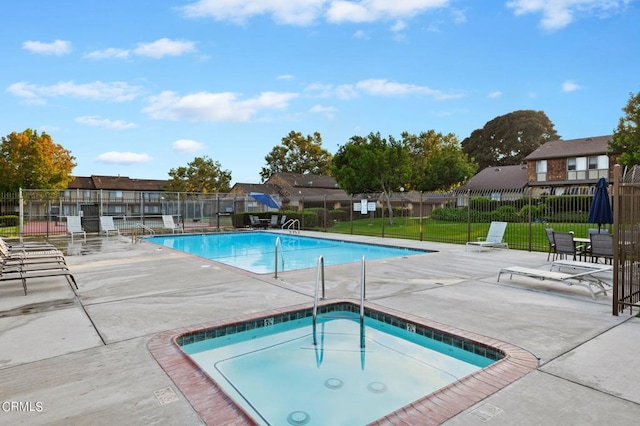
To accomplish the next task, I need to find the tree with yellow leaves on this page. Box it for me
[0,129,76,192]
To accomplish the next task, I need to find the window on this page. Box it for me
[536,160,547,181]
[109,191,123,199]
[567,155,609,180]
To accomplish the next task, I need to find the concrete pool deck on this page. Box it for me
[0,231,639,425]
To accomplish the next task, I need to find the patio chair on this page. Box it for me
[279,215,287,227]
[465,221,508,251]
[249,215,261,229]
[268,215,279,229]
[162,215,183,234]
[66,216,86,242]
[553,231,586,261]
[545,228,556,261]
[99,216,120,236]
[589,233,614,264]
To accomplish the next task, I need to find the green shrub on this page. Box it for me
[0,215,19,227]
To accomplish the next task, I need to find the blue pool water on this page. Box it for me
[181,309,496,425]
[145,232,429,273]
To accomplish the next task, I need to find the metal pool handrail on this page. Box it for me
[274,236,284,278]
[360,255,366,349]
[312,255,325,346]
[282,218,300,234]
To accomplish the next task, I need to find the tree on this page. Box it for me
[260,131,332,182]
[165,156,231,193]
[609,91,640,167]
[401,130,477,192]
[461,110,559,171]
[0,129,76,192]
[331,132,410,224]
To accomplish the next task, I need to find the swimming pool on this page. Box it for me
[145,232,429,274]
[149,301,538,425]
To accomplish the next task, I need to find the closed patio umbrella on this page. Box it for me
[587,177,613,233]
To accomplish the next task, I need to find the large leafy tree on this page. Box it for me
[461,110,559,170]
[0,129,76,192]
[609,91,640,167]
[331,132,410,224]
[260,131,332,182]
[401,130,477,192]
[165,156,231,193]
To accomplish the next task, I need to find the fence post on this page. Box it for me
[350,195,354,235]
[381,196,385,238]
[466,189,471,243]
[19,188,24,242]
[528,189,533,251]
[419,192,424,241]
[324,195,327,231]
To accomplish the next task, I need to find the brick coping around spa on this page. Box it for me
[148,299,538,425]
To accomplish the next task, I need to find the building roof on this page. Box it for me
[524,135,612,161]
[459,165,529,191]
[268,172,340,189]
[68,175,167,191]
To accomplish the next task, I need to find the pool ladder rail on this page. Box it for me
[131,222,155,243]
[282,218,300,234]
[312,255,366,349]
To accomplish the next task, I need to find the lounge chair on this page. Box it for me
[162,215,183,234]
[0,239,65,262]
[497,263,611,299]
[268,215,279,229]
[66,216,86,242]
[465,221,508,251]
[279,215,287,227]
[0,267,78,295]
[99,216,120,236]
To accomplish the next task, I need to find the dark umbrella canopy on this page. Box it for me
[587,177,613,232]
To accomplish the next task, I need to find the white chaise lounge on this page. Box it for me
[497,262,612,299]
[466,221,508,251]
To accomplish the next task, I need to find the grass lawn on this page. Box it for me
[323,218,605,252]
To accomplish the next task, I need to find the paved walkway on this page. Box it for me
[0,232,638,425]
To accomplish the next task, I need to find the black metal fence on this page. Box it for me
[0,187,609,256]
[612,164,640,315]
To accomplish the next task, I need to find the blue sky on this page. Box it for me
[2,0,638,185]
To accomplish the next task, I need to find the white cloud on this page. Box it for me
[309,104,337,119]
[353,30,369,39]
[390,20,407,32]
[133,38,196,58]
[304,78,463,100]
[326,0,450,23]
[181,0,451,25]
[181,0,328,25]
[95,151,152,164]
[277,74,295,80]
[22,40,71,55]
[172,139,205,153]
[506,0,628,31]
[6,81,142,104]
[84,48,130,60]
[355,79,463,100]
[562,80,581,92]
[75,115,136,130]
[143,90,298,122]
[487,91,502,98]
